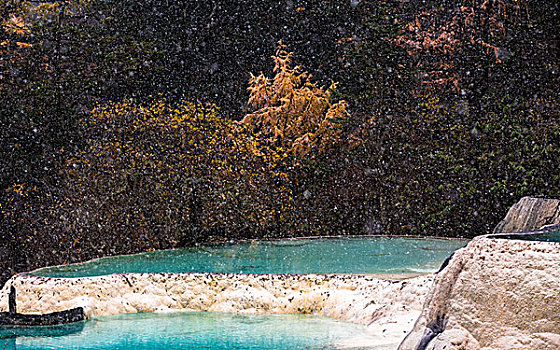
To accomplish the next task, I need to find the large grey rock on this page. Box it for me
[493,196,560,234]
[399,236,560,350]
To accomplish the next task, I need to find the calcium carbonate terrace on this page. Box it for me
[1,236,467,350]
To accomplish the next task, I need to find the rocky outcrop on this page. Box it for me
[399,236,560,350]
[0,273,433,348]
[493,196,560,234]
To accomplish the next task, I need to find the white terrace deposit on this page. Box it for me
[399,236,560,350]
[400,196,560,350]
[0,272,433,348]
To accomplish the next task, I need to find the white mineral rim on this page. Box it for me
[0,272,434,349]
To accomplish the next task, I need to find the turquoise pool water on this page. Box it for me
[31,236,468,278]
[0,312,374,350]
[491,228,560,242]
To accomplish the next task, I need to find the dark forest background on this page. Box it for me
[1,0,559,285]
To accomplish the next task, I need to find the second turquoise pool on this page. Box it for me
[30,236,467,278]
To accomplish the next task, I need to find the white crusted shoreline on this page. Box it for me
[5,235,558,349]
[0,272,434,348]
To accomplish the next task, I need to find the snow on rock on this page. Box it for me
[399,236,560,350]
[0,272,433,347]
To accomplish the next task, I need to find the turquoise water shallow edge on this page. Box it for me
[30,236,468,278]
[491,230,560,242]
[0,312,374,350]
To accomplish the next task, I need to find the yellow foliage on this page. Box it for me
[69,97,293,235]
[240,43,351,157]
[2,15,30,35]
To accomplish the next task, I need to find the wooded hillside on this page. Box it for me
[1,0,559,284]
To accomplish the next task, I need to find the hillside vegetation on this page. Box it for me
[1,0,559,284]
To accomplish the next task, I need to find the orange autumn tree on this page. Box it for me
[0,12,33,92]
[240,44,352,157]
[393,0,530,98]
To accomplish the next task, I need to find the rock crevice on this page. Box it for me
[399,242,471,350]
